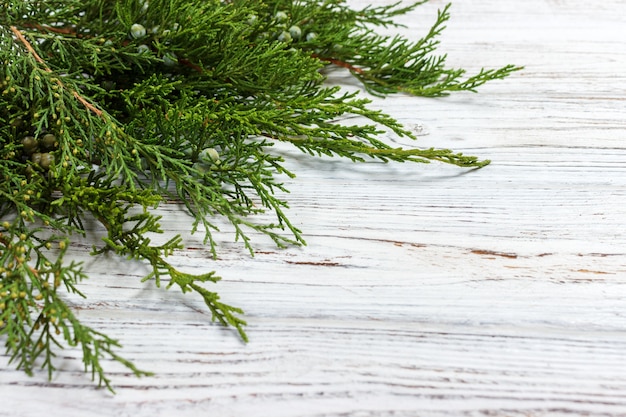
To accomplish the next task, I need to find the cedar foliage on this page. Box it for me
[0,0,520,390]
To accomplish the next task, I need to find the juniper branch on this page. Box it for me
[1,0,521,390]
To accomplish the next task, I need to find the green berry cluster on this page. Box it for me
[6,106,59,178]
[128,18,179,63]
[21,133,57,173]
[248,10,316,45]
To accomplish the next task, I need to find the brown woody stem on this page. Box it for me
[10,25,104,118]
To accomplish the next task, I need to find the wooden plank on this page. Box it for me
[3,0,626,415]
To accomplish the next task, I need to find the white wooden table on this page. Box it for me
[3,1,626,415]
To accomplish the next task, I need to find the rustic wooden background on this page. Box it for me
[3,0,626,415]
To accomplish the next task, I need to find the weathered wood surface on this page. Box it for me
[3,0,626,415]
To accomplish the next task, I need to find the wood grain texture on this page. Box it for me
[3,1,626,416]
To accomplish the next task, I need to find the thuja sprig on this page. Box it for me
[1,0,521,390]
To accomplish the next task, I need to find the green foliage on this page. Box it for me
[0,0,521,391]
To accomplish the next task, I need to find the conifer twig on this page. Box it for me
[10,25,103,118]
[1,0,521,391]
[312,54,366,75]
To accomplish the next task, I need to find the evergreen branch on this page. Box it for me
[306,3,522,97]
[9,25,104,117]
[1,0,521,390]
[188,282,248,343]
